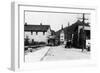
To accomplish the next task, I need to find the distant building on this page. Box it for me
[60,25,65,44]
[47,30,56,46]
[24,23,51,44]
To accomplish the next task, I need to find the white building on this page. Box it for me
[60,25,65,44]
[24,23,51,44]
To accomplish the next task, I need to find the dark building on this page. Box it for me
[55,20,90,48]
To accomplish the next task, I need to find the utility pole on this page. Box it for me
[68,22,70,27]
[79,13,88,27]
[78,13,88,52]
[67,22,70,41]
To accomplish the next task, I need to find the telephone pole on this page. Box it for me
[79,13,88,27]
[78,13,89,52]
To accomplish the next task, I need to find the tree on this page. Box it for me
[24,36,29,46]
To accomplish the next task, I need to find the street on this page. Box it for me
[25,45,90,62]
[42,45,90,61]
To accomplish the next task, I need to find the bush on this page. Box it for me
[25,47,28,51]
[38,42,46,45]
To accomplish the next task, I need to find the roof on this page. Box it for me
[24,24,50,32]
[51,30,56,35]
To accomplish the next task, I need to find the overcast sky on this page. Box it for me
[25,11,90,31]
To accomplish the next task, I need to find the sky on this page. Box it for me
[25,11,90,32]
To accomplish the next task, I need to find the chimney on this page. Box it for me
[68,22,70,27]
[25,22,27,26]
[40,22,42,25]
[61,24,63,30]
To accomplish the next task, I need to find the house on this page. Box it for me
[24,23,51,44]
[70,20,90,48]
[47,30,56,46]
[55,20,90,48]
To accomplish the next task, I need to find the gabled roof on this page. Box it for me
[24,24,50,32]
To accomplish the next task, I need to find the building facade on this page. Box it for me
[24,23,51,44]
[60,25,65,44]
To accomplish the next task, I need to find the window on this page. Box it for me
[36,32,38,35]
[31,31,33,35]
